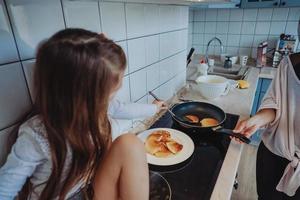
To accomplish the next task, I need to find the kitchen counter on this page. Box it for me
[129,66,277,200]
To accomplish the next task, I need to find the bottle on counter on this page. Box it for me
[197,59,208,76]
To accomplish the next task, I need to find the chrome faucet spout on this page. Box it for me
[205,37,224,67]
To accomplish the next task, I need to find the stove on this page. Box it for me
[148,112,240,200]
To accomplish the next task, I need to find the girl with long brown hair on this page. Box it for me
[0,28,161,200]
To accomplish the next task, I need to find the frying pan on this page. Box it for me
[171,102,251,144]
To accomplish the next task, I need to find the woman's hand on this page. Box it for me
[232,108,276,143]
[152,100,167,112]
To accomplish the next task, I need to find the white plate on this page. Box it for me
[138,128,194,166]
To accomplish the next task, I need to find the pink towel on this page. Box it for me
[258,56,300,196]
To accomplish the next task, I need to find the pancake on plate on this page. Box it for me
[200,118,219,127]
[145,130,183,158]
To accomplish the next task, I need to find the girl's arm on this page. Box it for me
[233,108,276,138]
[0,129,45,199]
[109,98,164,120]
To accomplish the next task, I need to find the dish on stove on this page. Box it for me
[138,128,194,166]
[200,118,219,127]
[184,115,200,123]
[145,130,183,158]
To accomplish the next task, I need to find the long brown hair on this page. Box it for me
[19,28,126,199]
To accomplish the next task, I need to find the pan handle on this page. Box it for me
[214,127,251,144]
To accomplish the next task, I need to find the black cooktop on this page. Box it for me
[148,112,239,200]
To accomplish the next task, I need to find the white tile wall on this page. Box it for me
[130,68,147,102]
[115,76,131,103]
[22,59,35,100]
[62,0,101,33]
[99,2,126,41]
[125,3,145,39]
[190,7,300,58]
[6,0,65,60]
[145,35,159,65]
[146,62,160,91]
[0,2,189,165]
[0,62,31,129]
[0,0,18,64]
[128,37,146,73]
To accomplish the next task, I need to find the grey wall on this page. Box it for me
[189,7,300,58]
[0,0,189,165]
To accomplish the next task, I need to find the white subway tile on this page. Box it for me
[22,59,35,100]
[272,8,289,21]
[217,9,230,21]
[205,9,217,22]
[100,2,126,41]
[189,9,194,22]
[6,0,65,60]
[159,80,175,100]
[145,35,159,66]
[63,0,101,33]
[241,21,256,35]
[240,35,254,47]
[144,4,160,35]
[130,69,147,102]
[194,10,205,21]
[188,22,193,34]
[288,7,300,21]
[146,63,160,91]
[127,37,146,73]
[193,34,204,45]
[269,21,286,35]
[228,22,242,34]
[227,34,241,47]
[204,22,217,34]
[285,21,299,35]
[230,9,243,21]
[0,62,32,129]
[115,76,131,103]
[179,6,189,28]
[255,22,271,35]
[0,0,19,64]
[257,8,273,21]
[160,31,182,59]
[125,3,145,39]
[193,22,205,33]
[243,9,258,21]
[159,5,174,32]
[216,22,229,34]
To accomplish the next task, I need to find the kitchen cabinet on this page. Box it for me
[250,78,272,145]
[241,0,300,8]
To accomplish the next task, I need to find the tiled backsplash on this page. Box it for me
[188,7,300,58]
[0,0,188,165]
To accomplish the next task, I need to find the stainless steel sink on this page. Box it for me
[208,64,249,80]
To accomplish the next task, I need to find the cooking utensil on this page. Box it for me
[187,47,195,66]
[171,101,251,144]
[148,91,197,125]
[241,67,250,80]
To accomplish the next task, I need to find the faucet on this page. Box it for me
[205,37,224,67]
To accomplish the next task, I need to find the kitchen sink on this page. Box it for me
[208,64,249,80]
